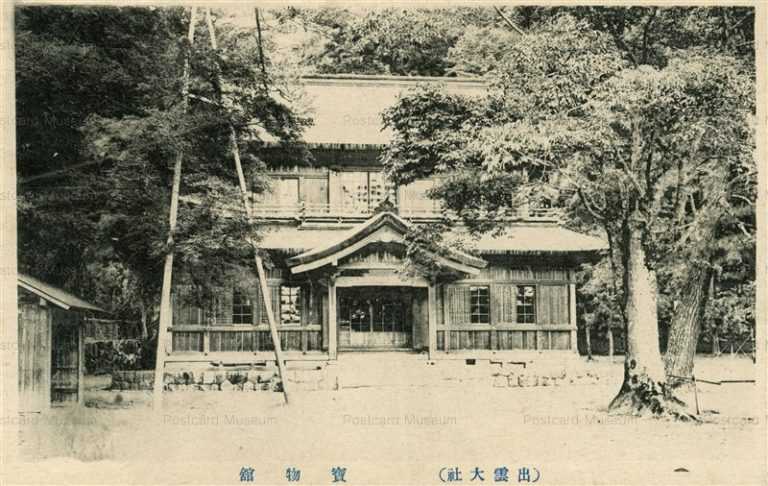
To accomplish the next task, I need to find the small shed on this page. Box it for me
[17,273,106,412]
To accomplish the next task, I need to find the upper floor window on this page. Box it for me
[517,285,536,323]
[470,286,490,324]
[399,178,441,216]
[280,286,302,325]
[232,289,253,325]
[339,171,396,210]
[271,177,300,205]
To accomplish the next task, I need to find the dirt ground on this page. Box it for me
[5,355,765,485]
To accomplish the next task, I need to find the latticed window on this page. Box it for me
[517,285,536,323]
[470,286,490,324]
[280,286,302,325]
[232,289,253,325]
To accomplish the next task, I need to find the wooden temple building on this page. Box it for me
[167,75,606,365]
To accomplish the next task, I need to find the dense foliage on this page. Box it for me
[380,9,756,370]
[17,6,310,338]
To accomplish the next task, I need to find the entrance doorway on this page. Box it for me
[337,287,413,349]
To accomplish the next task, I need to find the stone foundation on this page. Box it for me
[161,362,335,392]
[490,362,602,388]
[111,370,155,390]
[110,359,603,392]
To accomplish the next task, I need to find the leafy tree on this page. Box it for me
[577,259,624,360]
[382,13,754,418]
[16,7,310,342]
[274,7,503,76]
[446,26,522,76]
[16,7,184,296]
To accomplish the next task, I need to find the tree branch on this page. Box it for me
[640,7,658,65]
[577,187,607,222]
[254,8,270,92]
[493,6,525,35]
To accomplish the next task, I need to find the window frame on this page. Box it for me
[516,284,537,324]
[279,285,303,326]
[231,289,254,325]
[469,285,491,324]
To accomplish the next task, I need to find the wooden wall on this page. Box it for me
[169,262,577,355]
[50,308,83,404]
[18,302,83,409]
[18,303,51,413]
[436,263,574,352]
[171,274,324,354]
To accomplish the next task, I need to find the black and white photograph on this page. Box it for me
[0,2,765,484]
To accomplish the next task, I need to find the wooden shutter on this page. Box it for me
[302,286,319,326]
[173,285,201,325]
[538,285,569,325]
[551,285,569,324]
[445,285,471,325]
[302,177,329,206]
[214,287,233,325]
[259,285,280,325]
[491,284,516,325]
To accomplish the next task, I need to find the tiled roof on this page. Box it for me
[454,225,608,254]
[297,74,487,145]
[18,273,106,313]
[285,212,487,274]
[259,221,607,256]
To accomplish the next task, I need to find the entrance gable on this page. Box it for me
[286,212,485,275]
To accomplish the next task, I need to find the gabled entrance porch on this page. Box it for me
[337,286,423,350]
[285,211,487,359]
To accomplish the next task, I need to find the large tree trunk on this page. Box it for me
[607,328,615,362]
[664,267,713,385]
[609,218,695,420]
[139,302,148,340]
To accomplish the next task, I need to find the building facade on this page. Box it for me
[167,75,606,364]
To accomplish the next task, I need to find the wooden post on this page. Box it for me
[204,8,289,403]
[428,284,437,359]
[569,283,578,353]
[77,323,84,405]
[45,310,52,409]
[255,255,290,402]
[328,280,337,359]
[153,7,198,411]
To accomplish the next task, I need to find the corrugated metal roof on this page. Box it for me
[259,222,607,255]
[297,75,487,145]
[18,273,106,313]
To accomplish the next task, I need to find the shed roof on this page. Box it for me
[297,74,487,145]
[18,273,106,313]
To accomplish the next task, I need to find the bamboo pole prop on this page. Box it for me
[204,8,290,404]
[153,7,198,411]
